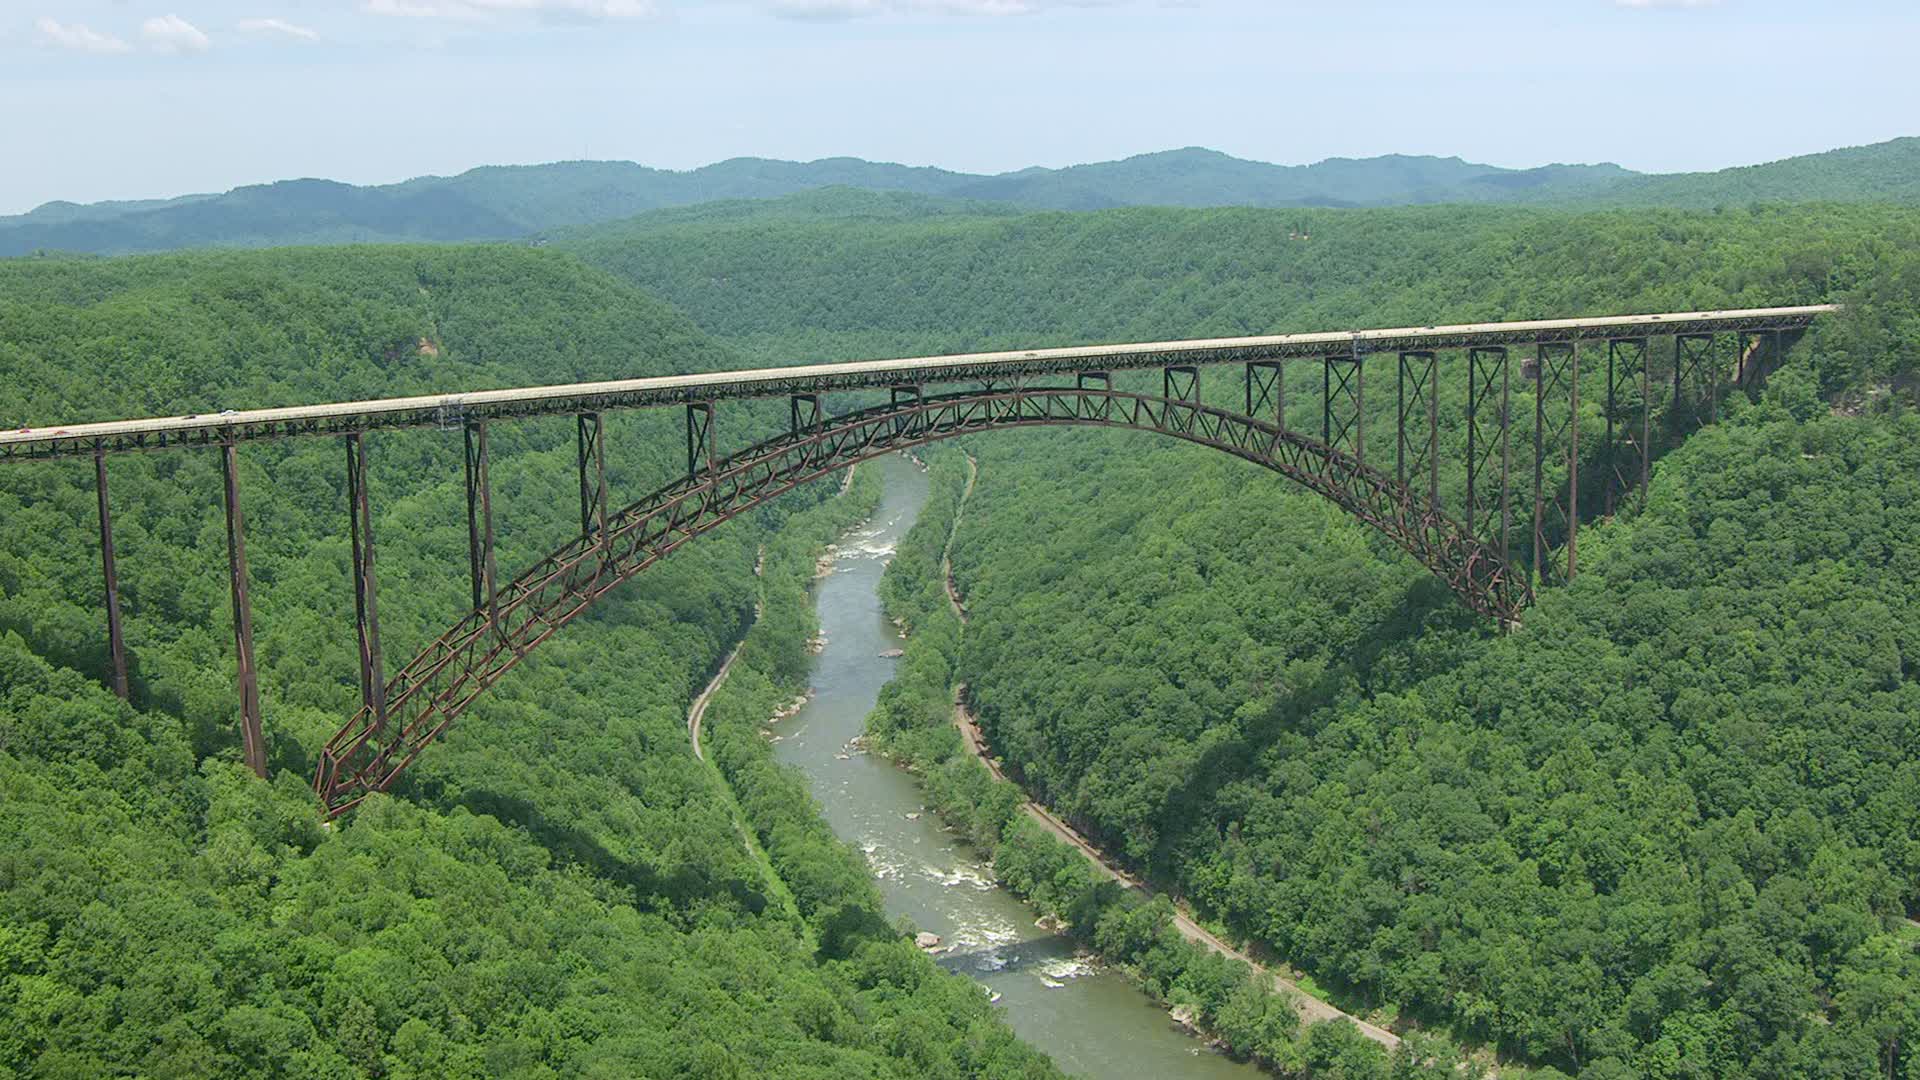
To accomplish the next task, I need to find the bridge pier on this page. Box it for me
[577,412,608,545]
[1604,338,1651,516]
[1466,347,1512,562]
[92,449,129,700]
[1532,342,1580,584]
[1672,333,1717,434]
[219,440,267,779]
[1245,361,1284,431]
[1733,328,1783,392]
[464,420,498,620]
[686,403,716,476]
[1323,355,1364,462]
[345,433,387,733]
[1396,352,1438,508]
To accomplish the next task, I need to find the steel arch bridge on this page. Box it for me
[0,306,1831,815]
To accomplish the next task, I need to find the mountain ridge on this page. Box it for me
[3,136,1915,257]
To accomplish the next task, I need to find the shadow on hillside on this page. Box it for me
[457,789,771,917]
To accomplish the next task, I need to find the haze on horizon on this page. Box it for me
[2,0,1916,215]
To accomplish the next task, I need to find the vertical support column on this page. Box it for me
[576,412,608,544]
[93,449,129,700]
[1354,355,1365,464]
[1531,342,1580,584]
[1605,337,1651,516]
[1636,340,1651,496]
[1396,352,1438,506]
[345,433,386,731]
[1245,361,1284,430]
[1496,352,1510,563]
[1323,355,1364,460]
[686,403,716,477]
[1466,347,1511,562]
[220,441,266,778]
[464,420,497,620]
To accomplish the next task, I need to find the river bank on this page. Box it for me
[772,454,1264,1077]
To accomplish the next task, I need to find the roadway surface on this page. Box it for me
[1,306,1834,462]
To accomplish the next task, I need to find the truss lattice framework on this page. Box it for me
[313,386,1521,816]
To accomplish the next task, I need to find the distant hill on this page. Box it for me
[2,137,1915,257]
[945,148,1634,210]
[0,158,987,255]
[1572,136,1920,207]
[4,192,216,226]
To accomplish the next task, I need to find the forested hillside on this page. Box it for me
[566,195,1918,394]
[0,247,1061,1077]
[7,135,1917,258]
[567,197,1920,1077]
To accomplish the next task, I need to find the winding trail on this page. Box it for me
[690,546,764,762]
[683,542,812,929]
[941,453,978,622]
[940,454,1399,1050]
[689,637,747,762]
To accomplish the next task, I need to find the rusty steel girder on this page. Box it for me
[313,385,1523,816]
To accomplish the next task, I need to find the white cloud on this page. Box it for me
[142,13,211,52]
[237,17,321,41]
[364,0,659,18]
[34,16,133,53]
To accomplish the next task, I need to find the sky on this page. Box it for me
[1,0,1915,214]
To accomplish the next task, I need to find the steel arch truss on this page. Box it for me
[313,385,1524,816]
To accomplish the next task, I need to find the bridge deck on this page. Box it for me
[0,305,1834,462]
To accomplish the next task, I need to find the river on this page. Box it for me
[768,454,1262,1079]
